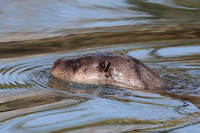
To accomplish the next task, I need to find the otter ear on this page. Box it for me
[98,60,110,72]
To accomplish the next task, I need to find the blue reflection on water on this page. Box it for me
[157,46,200,57]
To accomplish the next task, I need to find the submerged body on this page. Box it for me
[51,53,168,90]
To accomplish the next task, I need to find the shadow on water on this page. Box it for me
[1,24,200,58]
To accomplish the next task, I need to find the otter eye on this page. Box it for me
[54,59,61,66]
[74,62,80,67]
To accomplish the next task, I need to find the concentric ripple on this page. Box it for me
[0,43,200,132]
[0,57,52,97]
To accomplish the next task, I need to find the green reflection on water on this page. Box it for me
[1,25,200,58]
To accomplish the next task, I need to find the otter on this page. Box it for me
[51,53,168,90]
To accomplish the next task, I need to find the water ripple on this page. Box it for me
[0,43,200,132]
[1,0,200,41]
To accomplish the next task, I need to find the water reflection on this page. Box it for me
[1,25,200,58]
[1,0,200,41]
[0,42,200,132]
[156,46,200,57]
[0,0,146,41]
[1,0,200,132]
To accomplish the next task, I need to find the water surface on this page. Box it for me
[0,0,200,132]
[1,0,200,41]
[1,42,200,132]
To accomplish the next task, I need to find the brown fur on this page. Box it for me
[51,53,168,90]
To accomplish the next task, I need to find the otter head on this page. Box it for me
[51,53,168,90]
[51,55,112,85]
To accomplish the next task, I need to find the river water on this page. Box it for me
[0,0,200,132]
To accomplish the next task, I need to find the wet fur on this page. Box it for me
[51,53,168,90]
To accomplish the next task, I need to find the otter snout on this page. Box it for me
[51,59,65,78]
[51,59,61,74]
[51,58,74,81]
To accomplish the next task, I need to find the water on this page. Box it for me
[0,0,200,132]
[1,0,200,42]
